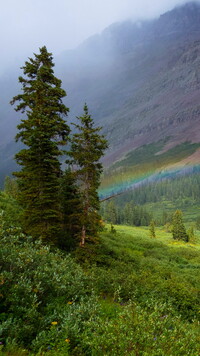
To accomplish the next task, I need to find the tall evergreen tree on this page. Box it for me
[105,201,118,224]
[67,104,108,246]
[10,46,70,243]
[149,220,156,238]
[59,168,82,249]
[172,210,188,242]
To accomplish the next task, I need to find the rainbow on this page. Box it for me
[99,163,200,200]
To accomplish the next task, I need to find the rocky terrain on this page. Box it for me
[1,2,200,183]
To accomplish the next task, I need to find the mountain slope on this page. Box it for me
[58,1,200,163]
[1,2,200,187]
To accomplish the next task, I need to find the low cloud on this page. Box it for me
[0,0,198,73]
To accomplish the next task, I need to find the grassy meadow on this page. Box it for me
[142,200,200,225]
[1,203,200,356]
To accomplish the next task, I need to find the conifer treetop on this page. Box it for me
[10,46,70,242]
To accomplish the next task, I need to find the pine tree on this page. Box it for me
[10,46,70,243]
[172,210,188,242]
[67,104,108,246]
[105,201,118,224]
[59,168,81,249]
[124,202,132,225]
[149,220,156,238]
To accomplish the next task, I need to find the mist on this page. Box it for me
[0,0,199,74]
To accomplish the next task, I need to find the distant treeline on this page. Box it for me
[100,200,152,226]
[114,173,200,206]
[100,173,200,227]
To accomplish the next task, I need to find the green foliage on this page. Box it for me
[3,177,18,200]
[127,172,200,206]
[111,172,200,226]
[0,218,94,352]
[59,169,82,250]
[67,104,108,245]
[110,223,116,234]
[102,200,152,226]
[104,201,118,224]
[2,301,200,355]
[164,222,172,233]
[1,217,200,355]
[0,192,22,229]
[187,225,196,243]
[10,46,70,243]
[172,210,188,242]
[196,215,200,230]
[91,227,200,321]
[149,220,156,238]
[102,142,200,203]
[111,140,167,169]
[2,44,200,356]
[79,301,200,356]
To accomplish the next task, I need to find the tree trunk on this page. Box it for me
[80,225,86,247]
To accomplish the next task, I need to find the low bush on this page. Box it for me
[0,219,94,352]
[1,217,200,355]
[91,230,200,320]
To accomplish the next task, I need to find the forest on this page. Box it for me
[0,47,200,355]
[101,173,200,225]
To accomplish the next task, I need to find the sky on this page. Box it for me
[0,0,198,74]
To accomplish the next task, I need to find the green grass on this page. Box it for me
[142,200,200,224]
[92,224,200,317]
[104,223,200,246]
[109,141,200,170]
[1,215,200,355]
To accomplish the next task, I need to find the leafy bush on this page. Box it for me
[1,214,200,355]
[0,218,94,352]
[0,192,22,228]
[79,301,200,356]
[91,230,200,320]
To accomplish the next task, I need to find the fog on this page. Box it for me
[0,0,198,74]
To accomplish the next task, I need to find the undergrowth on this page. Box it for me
[0,209,200,355]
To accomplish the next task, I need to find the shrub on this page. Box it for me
[0,220,94,351]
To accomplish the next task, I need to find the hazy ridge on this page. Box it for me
[1,2,200,184]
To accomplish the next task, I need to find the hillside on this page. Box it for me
[1,189,200,355]
[59,1,200,158]
[1,2,200,187]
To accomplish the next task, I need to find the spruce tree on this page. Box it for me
[149,220,156,238]
[10,46,70,243]
[67,104,108,246]
[59,168,82,249]
[105,201,118,224]
[172,210,188,242]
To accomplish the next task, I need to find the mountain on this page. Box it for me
[58,1,200,161]
[1,2,200,189]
